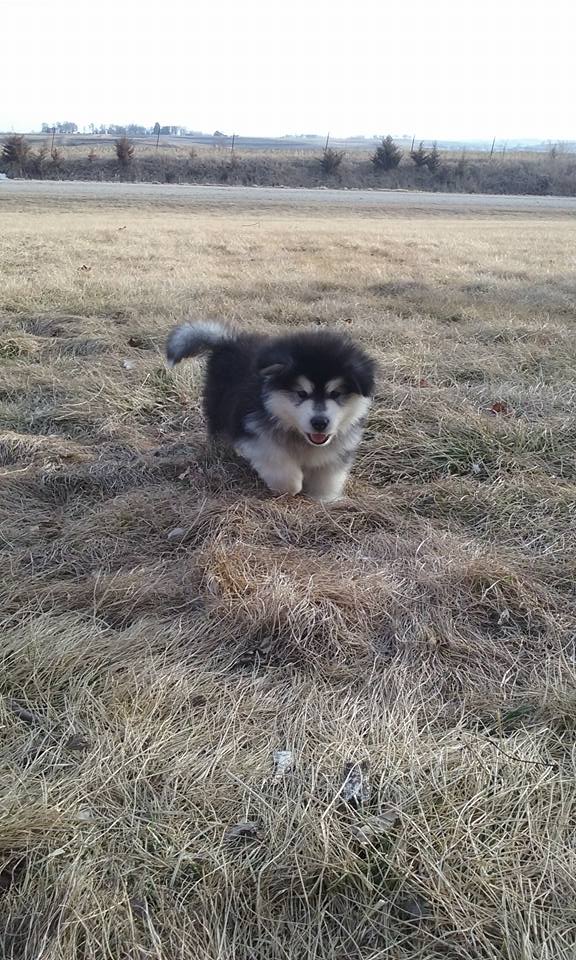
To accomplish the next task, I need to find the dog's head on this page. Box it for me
[259,331,375,446]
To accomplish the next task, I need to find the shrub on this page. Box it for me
[115,136,135,168]
[28,146,48,178]
[163,165,178,184]
[1,135,31,176]
[319,147,344,175]
[372,135,403,171]
[219,155,242,182]
[426,142,441,173]
[410,142,430,168]
[50,147,64,172]
[456,151,468,177]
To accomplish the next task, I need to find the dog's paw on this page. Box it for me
[260,468,303,498]
[268,480,303,497]
[323,495,356,509]
[309,492,348,504]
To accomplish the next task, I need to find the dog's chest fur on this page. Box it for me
[244,413,366,469]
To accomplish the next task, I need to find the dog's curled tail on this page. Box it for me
[165,320,234,367]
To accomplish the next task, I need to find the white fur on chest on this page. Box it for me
[237,394,370,499]
[290,437,348,469]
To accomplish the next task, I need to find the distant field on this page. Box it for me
[18,132,576,157]
[1,188,576,959]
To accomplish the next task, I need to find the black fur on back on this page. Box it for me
[182,328,376,441]
[203,333,268,438]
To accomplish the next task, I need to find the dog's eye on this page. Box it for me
[328,390,341,401]
[296,390,309,401]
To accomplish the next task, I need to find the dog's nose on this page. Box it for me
[310,415,329,432]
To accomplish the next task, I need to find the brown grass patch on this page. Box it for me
[1,196,576,958]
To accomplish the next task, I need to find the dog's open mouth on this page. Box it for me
[307,432,331,445]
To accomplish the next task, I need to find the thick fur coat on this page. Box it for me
[166,321,375,501]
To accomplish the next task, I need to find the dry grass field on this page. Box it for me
[1,189,576,959]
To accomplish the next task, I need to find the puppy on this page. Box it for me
[166,321,375,501]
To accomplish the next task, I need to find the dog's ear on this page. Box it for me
[258,351,293,379]
[259,362,285,378]
[347,356,377,396]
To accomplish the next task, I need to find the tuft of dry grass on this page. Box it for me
[1,193,576,959]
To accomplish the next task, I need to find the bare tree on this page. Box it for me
[115,137,135,168]
[2,135,31,177]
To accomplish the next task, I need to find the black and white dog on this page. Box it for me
[166,321,375,501]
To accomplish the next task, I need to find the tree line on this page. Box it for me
[40,122,200,137]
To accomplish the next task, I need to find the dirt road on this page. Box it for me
[2,178,576,217]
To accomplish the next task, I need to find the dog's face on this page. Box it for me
[259,332,375,446]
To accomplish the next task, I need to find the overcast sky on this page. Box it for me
[2,0,574,141]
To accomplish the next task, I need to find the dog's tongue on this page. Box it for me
[310,433,328,445]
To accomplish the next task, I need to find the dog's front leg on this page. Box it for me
[303,463,349,502]
[234,438,303,496]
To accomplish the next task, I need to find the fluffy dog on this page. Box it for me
[166,321,375,501]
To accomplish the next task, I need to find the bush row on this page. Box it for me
[2,135,576,196]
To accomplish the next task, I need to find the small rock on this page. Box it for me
[273,749,293,780]
[224,821,262,841]
[394,894,433,924]
[370,898,387,913]
[66,733,90,751]
[340,760,370,806]
[167,526,186,541]
[9,701,43,726]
